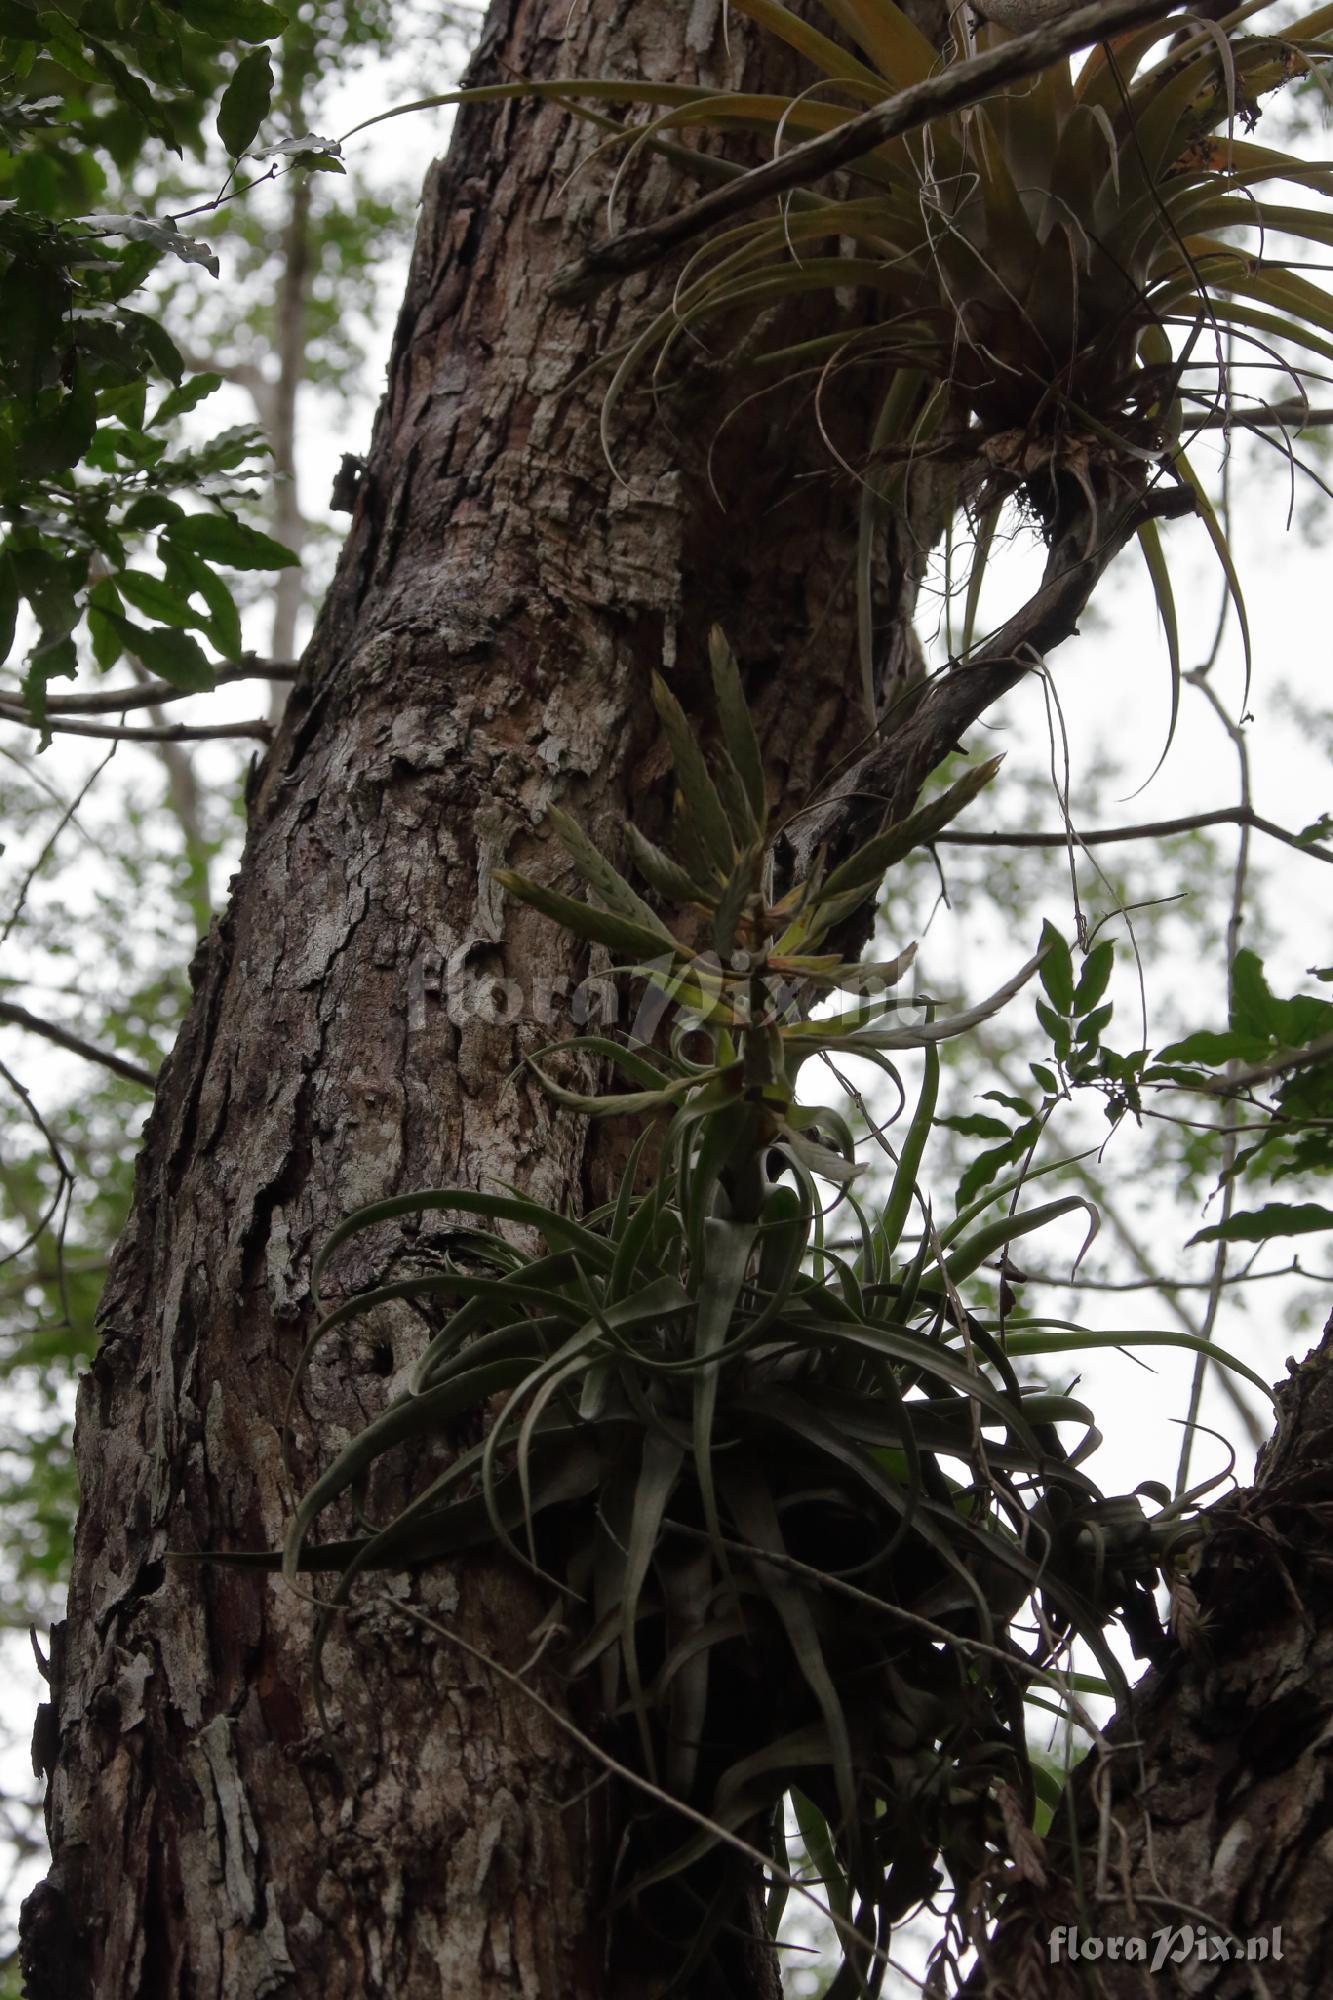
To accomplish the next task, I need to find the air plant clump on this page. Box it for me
[583,0,1333,701]
[339,2,1333,724]
[275,631,1268,1994]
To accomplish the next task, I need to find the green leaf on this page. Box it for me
[1135,516,1181,772]
[940,1113,1009,1141]
[151,372,222,427]
[1003,1327,1275,1403]
[651,672,735,876]
[1076,1003,1113,1048]
[166,512,298,570]
[1074,941,1114,1017]
[26,372,96,477]
[1190,1204,1333,1246]
[862,1043,937,1275]
[961,499,1001,658]
[692,1217,757,1564]
[1155,1029,1270,1066]
[712,846,760,959]
[1230,948,1281,1041]
[547,808,674,940]
[1172,445,1252,704]
[944,1195,1097,1287]
[163,546,243,657]
[730,0,883,90]
[0,1,40,35]
[123,496,185,530]
[103,614,214,690]
[88,601,124,671]
[1038,919,1074,1015]
[721,1468,859,1855]
[495,871,686,963]
[820,756,1003,902]
[116,569,201,628]
[81,212,219,278]
[22,636,76,736]
[707,626,766,825]
[624,822,711,907]
[123,309,185,385]
[825,0,936,86]
[621,1430,685,1776]
[958,1124,1039,1207]
[1035,999,1071,1057]
[791,1788,852,1927]
[217,45,273,156]
[0,551,17,666]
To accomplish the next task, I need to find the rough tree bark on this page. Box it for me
[20,3,933,1995]
[974,1312,1333,2000]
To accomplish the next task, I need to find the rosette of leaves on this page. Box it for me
[356,0,1333,725]
[588,2,1333,708]
[274,632,1267,1993]
[593,0,1333,434]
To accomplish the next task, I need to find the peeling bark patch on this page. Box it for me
[188,1712,296,1992]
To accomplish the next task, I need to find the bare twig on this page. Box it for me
[938,806,1333,866]
[0,709,272,744]
[551,0,1190,301]
[0,658,296,718]
[0,1000,157,1090]
[0,745,117,952]
[0,1057,75,1294]
[1187,399,1333,432]
[1013,1259,1333,1293]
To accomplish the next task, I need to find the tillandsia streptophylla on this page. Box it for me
[341,0,1333,753]
[264,631,1268,1995]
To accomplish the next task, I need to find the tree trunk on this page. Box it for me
[21,3,1223,1995]
[20,4,920,1994]
[973,1311,1333,1999]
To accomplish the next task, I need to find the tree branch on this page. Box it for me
[551,0,1190,301]
[1014,1259,1333,1292]
[938,806,1333,865]
[0,709,273,744]
[1189,400,1333,432]
[0,1000,156,1090]
[0,658,296,718]
[793,483,1195,894]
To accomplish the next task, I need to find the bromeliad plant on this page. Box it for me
[347,0,1333,725]
[583,0,1333,704]
[278,631,1270,1994]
